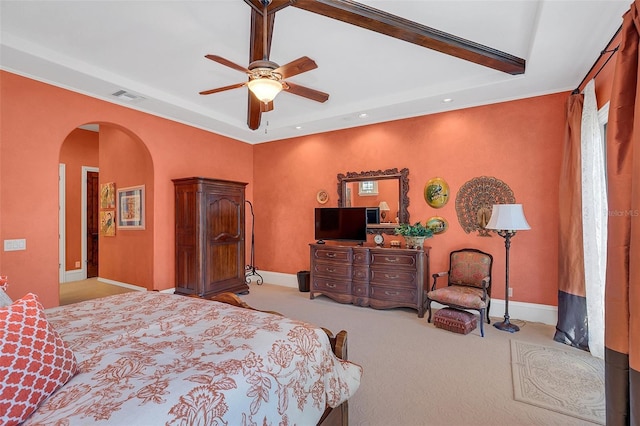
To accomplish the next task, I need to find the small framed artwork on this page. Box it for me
[100,182,116,209]
[117,185,145,230]
[426,216,449,234]
[424,177,450,208]
[316,189,329,204]
[100,210,116,236]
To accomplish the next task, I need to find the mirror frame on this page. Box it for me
[337,168,410,234]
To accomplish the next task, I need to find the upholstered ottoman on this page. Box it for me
[433,308,477,335]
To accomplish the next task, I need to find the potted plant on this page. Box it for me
[395,222,434,249]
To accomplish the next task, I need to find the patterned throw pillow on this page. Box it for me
[0,293,77,426]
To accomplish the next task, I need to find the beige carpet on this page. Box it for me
[510,340,605,425]
[241,282,599,425]
[59,278,136,305]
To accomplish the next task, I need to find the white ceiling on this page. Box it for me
[0,0,630,144]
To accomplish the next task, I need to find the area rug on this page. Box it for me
[510,340,605,424]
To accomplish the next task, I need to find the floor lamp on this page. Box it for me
[485,204,530,333]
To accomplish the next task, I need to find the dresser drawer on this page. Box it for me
[370,251,418,269]
[370,285,417,304]
[312,277,351,294]
[353,248,370,265]
[370,269,418,288]
[353,266,370,281]
[312,247,352,263]
[313,262,352,279]
[352,283,369,297]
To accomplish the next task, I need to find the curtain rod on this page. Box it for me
[572,24,622,94]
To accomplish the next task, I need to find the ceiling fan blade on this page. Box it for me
[199,82,246,95]
[204,55,249,73]
[284,82,330,103]
[247,91,263,130]
[273,56,318,79]
[292,0,525,75]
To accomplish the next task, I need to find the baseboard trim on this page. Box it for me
[254,270,558,326]
[97,277,146,292]
[64,269,85,283]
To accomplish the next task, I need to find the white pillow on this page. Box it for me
[0,289,11,307]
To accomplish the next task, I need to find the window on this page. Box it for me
[358,180,378,196]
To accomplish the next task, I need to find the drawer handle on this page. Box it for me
[326,283,336,288]
[326,253,336,258]
[326,268,335,273]
[384,257,399,263]
[384,290,400,296]
[384,274,400,280]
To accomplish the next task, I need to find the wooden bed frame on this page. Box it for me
[209,293,350,426]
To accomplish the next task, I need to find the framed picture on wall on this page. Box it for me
[117,185,145,230]
[100,210,116,236]
[100,182,116,209]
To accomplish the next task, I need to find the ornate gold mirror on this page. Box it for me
[337,168,409,234]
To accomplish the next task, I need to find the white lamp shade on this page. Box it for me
[485,204,531,231]
[247,78,283,103]
[378,201,390,211]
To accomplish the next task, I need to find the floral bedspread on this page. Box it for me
[25,292,361,425]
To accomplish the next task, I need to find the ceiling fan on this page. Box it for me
[201,0,526,131]
[200,0,329,130]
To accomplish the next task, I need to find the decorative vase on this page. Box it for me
[403,236,426,249]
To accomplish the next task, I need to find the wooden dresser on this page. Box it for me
[173,177,249,298]
[310,244,430,317]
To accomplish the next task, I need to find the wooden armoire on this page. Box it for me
[173,177,249,297]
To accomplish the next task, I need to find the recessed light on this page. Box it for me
[358,113,368,119]
[295,126,303,130]
[442,98,453,103]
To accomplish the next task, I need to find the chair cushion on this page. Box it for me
[450,251,491,288]
[427,286,487,309]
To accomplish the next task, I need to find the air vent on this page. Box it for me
[111,90,145,102]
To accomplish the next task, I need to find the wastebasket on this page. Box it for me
[297,270,310,292]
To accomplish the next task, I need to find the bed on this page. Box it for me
[0,291,361,426]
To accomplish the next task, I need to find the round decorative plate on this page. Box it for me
[426,216,448,234]
[424,177,450,208]
[316,189,329,204]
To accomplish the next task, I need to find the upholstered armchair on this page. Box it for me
[426,249,493,337]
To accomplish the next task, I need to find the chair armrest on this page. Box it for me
[431,272,448,291]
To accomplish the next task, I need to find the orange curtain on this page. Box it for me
[555,93,589,350]
[605,1,640,423]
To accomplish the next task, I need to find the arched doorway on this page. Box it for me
[59,123,154,303]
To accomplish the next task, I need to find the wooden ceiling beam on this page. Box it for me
[291,0,526,75]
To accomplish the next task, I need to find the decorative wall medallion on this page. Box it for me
[426,216,448,234]
[455,176,515,236]
[316,189,329,204]
[424,177,449,208]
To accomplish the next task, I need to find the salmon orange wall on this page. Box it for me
[0,71,253,307]
[253,93,567,307]
[98,126,154,288]
[60,129,99,270]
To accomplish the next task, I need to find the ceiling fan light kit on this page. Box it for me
[247,77,283,103]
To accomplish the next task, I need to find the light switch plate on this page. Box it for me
[4,239,26,251]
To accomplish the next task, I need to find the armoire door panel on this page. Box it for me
[207,195,242,239]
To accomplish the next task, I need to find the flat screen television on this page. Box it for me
[314,207,368,243]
